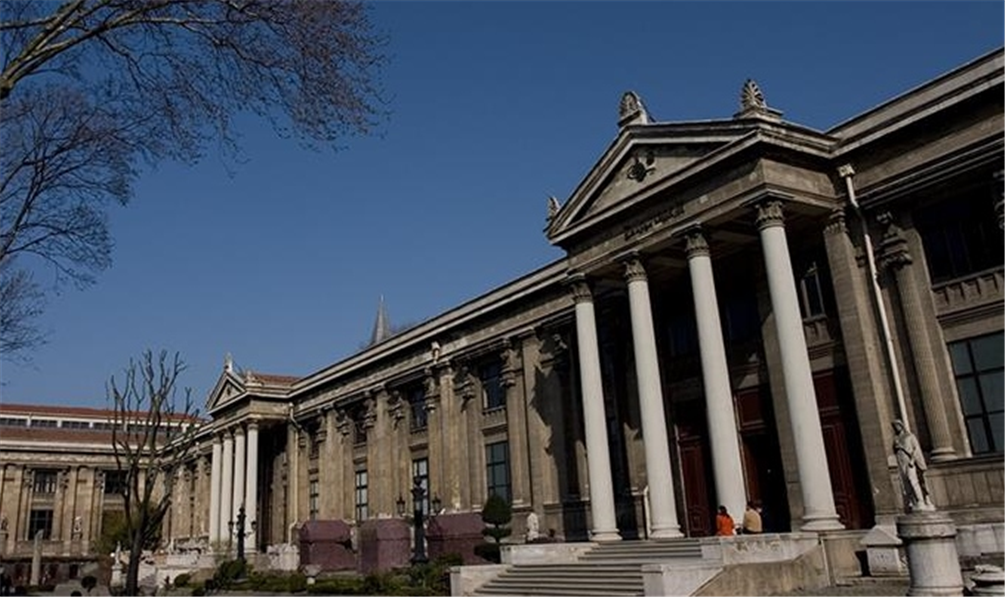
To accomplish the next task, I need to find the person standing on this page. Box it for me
[715,505,735,536]
[742,500,763,534]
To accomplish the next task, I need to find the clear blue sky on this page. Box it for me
[2,1,1002,410]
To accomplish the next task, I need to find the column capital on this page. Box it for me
[824,207,847,236]
[683,227,710,258]
[233,424,246,437]
[621,254,648,283]
[754,198,786,230]
[566,274,593,303]
[246,419,260,432]
[876,211,912,270]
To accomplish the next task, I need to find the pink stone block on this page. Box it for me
[298,520,356,571]
[427,513,491,565]
[358,518,410,574]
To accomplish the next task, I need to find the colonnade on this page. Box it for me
[208,421,260,550]
[571,199,845,540]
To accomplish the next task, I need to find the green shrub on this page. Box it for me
[481,493,512,544]
[306,576,365,595]
[172,573,191,588]
[248,571,307,593]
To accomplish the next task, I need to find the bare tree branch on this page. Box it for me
[1,0,387,360]
[107,349,199,595]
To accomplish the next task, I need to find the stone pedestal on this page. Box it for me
[897,511,964,596]
[862,525,906,576]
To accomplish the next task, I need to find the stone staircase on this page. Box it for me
[475,539,704,596]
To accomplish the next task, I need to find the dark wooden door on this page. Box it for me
[736,385,790,532]
[675,402,714,537]
[813,369,874,530]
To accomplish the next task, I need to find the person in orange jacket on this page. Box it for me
[715,505,735,536]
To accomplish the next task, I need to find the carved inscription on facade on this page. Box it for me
[622,201,685,241]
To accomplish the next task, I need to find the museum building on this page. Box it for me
[2,48,1002,576]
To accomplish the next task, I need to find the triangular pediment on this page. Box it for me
[205,370,247,412]
[547,121,755,245]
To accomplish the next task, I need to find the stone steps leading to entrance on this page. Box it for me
[474,539,705,596]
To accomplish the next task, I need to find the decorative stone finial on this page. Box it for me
[618,91,650,128]
[740,79,766,112]
[734,79,782,121]
[547,195,562,221]
[224,353,234,374]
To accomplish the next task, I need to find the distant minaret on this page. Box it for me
[370,295,392,345]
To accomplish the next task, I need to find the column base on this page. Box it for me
[800,514,845,532]
[591,529,622,542]
[929,448,956,463]
[649,526,684,539]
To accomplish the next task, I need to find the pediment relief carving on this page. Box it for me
[584,144,713,222]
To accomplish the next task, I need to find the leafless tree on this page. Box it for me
[0,263,46,359]
[1,0,387,359]
[107,349,200,596]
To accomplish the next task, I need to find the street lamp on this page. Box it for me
[227,504,257,568]
[396,477,441,565]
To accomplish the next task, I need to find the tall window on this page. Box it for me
[485,441,511,503]
[412,458,429,515]
[32,470,58,494]
[354,470,369,521]
[104,470,128,495]
[28,509,53,540]
[309,479,320,520]
[949,332,1004,454]
[915,194,1004,284]
[353,412,368,445]
[798,261,827,318]
[481,361,505,410]
[409,385,427,431]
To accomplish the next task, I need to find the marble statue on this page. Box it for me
[893,420,934,512]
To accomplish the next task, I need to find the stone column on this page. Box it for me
[755,199,844,531]
[233,426,247,521]
[878,213,955,461]
[220,430,234,544]
[209,435,222,544]
[502,338,534,510]
[245,421,259,552]
[822,208,901,519]
[622,257,683,538]
[684,229,748,522]
[569,275,621,542]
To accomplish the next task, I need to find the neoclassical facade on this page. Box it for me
[180,48,1003,558]
[23,49,1002,566]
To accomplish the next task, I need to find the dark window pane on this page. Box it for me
[949,342,973,375]
[989,413,1004,454]
[971,334,1004,372]
[957,378,983,416]
[980,373,1004,413]
[967,418,990,454]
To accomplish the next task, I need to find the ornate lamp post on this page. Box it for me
[227,504,257,569]
[396,477,441,565]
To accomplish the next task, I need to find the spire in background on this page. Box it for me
[370,295,391,346]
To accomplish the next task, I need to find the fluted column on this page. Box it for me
[622,257,683,538]
[685,229,748,522]
[245,421,259,552]
[756,199,844,531]
[209,435,222,544]
[878,213,955,461]
[569,275,621,542]
[220,430,234,544]
[233,426,247,534]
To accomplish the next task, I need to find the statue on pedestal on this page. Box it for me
[525,512,540,543]
[893,420,934,512]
